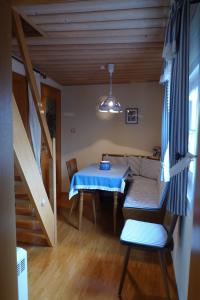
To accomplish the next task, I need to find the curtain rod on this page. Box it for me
[12,55,46,79]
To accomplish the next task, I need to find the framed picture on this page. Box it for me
[125,108,138,124]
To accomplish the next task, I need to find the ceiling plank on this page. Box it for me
[31,57,162,62]
[12,42,164,50]
[45,28,164,38]
[16,0,169,15]
[37,18,166,32]
[28,7,168,25]
[33,64,162,71]
[54,77,160,83]
[38,67,162,73]
[12,1,82,4]
[12,35,164,45]
[26,55,162,62]
[13,48,163,56]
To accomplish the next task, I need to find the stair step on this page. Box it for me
[15,185,28,196]
[15,175,22,182]
[16,214,35,221]
[16,207,36,217]
[16,219,41,231]
[15,193,29,200]
[15,199,32,208]
[16,230,47,246]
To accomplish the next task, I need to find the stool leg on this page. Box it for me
[159,251,171,300]
[79,191,84,230]
[92,197,96,226]
[118,246,131,296]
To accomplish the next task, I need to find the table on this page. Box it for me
[69,163,129,233]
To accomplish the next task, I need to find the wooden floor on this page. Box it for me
[21,196,178,300]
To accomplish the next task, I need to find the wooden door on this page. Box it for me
[41,83,61,200]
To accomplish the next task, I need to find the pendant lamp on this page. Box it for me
[98,64,123,113]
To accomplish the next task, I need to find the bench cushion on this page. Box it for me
[124,176,160,210]
[120,219,168,247]
[103,154,128,167]
[140,158,160,180]
[127,156,141,175]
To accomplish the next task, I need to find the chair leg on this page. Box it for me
[113,192,118,234]
[159,251,171,300]
[118,246,131,296]
[79,191,84,230]
[92,197,96,226]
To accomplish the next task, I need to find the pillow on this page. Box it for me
[103,155,128,166]
[127,156,142,176]
[140,158,160,180]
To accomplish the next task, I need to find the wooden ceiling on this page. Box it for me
[12,0,169,85]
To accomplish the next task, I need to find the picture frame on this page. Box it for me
[125,108,138,124]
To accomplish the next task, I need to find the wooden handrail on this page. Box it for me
[13,10,53,158]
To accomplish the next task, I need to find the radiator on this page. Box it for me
[16,247,28,300]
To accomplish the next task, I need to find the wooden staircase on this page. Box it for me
[12,11,57,247]
[13,97,56,247]
[15,176,47,246]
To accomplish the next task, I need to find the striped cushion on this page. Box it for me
[120,219,168,248]
[127,156,142,175]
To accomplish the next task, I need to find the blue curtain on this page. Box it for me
[160,80,170,182]
[161,0,189,216]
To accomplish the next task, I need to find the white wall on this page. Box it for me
[62,82,163,191]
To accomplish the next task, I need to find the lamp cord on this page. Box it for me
[109,71,112,97]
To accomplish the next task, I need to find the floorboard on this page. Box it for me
[20,195,178,300]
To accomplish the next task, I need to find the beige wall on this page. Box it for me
[61,82,163,191]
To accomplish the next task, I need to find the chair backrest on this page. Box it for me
[66,158,78,183]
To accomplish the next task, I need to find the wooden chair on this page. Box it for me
[118,211,178,299]
[66,158,96,230]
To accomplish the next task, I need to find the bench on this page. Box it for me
[102,153,167,223]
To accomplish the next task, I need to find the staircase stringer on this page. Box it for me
[13,95,55,247]
[13,9,53,158]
